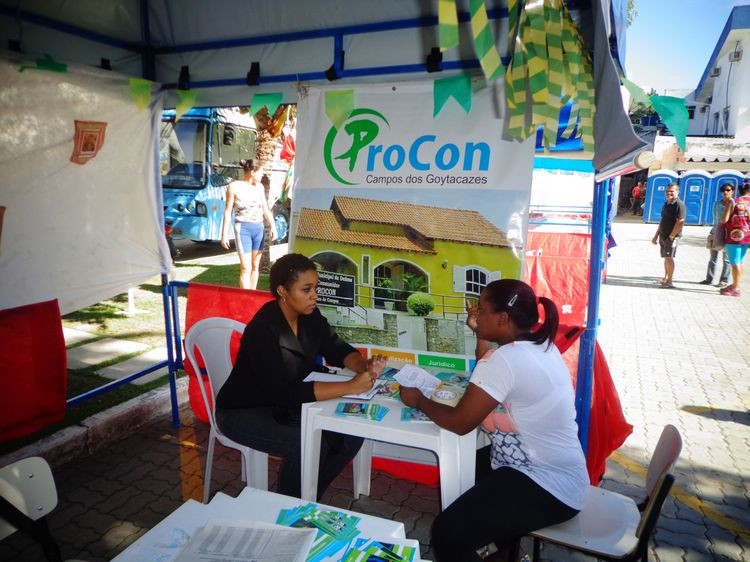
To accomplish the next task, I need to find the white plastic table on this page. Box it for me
[113,487,421,561]
[300,396,477,510]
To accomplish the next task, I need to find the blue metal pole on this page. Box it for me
[139,0,155,80]
[162,274,180,428]
[575,178,611,456]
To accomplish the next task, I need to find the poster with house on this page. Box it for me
[293,81,535,367]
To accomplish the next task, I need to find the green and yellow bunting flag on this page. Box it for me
[619,76,688,151]
[439,0,459,51]
[324,90,355,130]
[18,53,67,73]
[175,89,198,121]
[650,96,688,152]
[250,92,283,117]
[128,78,152,111]
[433,75,472,117]
[505,0,595,151]
[469,0,504,81]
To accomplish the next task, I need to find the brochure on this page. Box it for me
[400,407,432,423]
[335,402,390,421]
[393,365,441,398]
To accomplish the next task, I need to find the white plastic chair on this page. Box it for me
[0,456,61,561]
[185,317,269,503]
[529,424,683,561]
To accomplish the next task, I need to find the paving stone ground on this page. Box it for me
[0,217,748,561]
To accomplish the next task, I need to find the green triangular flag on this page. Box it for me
[620,76,652,108]
[128,78,152,111]
[324,90,355,130]
[176,90,197,121]
[18,53,67,73]
[433,75,472,117]
[650,95,689,152]
[250,92,283,116]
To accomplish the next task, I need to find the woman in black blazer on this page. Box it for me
[216,253,385,498]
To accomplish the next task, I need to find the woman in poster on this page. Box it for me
[220,158,277,289]
[400,279,587,561]
[215,253,386,498]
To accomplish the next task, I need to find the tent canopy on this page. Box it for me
[0,0,645,174]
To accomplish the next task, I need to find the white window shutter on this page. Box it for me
[453,265,466,292]
[488,271,501,282]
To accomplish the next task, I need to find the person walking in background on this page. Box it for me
[651,183,686,288]
[699,183,733,288]
[631,181,643,215]
[719,184,750,297]
[220,159,277,289]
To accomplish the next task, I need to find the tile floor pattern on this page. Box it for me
[1,219,748,561]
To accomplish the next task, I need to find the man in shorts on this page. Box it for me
[651,183,686,288]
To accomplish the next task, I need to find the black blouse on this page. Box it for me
[216,300,356,416]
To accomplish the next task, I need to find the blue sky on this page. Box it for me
[624,0,748,94]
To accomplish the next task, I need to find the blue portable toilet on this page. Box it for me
[644,170,679,223]
[707,170,746,223]
[678,170,712,225]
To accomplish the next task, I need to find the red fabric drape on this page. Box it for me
[586,344,633,484]
[525,231,592,326]
[0,300,67,441]
[280,133,295,163]
[184,283,274,422]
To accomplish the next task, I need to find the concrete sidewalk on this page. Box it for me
[0,218,748,561]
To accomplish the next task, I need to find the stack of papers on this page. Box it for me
[276,503,362,561]
[174,519,316,562]
[335,402,390,421]
[303,371,387,400]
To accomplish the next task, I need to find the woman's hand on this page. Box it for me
[366,354,387,377]
[220,236,230,250]
[399,386,422,408]
[349,370,375,394]
[270,227,279,242]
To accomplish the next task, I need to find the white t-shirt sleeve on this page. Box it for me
[469,351,513,404]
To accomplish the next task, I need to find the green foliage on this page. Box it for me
[407,292,435,316]
[402,272,427,293]
[627,0,638,27]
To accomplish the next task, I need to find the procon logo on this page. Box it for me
[324,108,389,186]
[323,107,491,185]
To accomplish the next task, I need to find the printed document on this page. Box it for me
[174,519,316,562]
[394,365,441,398]
[303,371,384,400]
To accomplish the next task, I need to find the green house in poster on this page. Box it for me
[294,195,521,315]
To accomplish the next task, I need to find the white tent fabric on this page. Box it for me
[0,52,171,314]
[0,0,646,314]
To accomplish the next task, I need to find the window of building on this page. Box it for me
[361,255,370,285]
[465,268,488,295]
[687,106,695,119]
[723,107,730,134]
[713,112,720,134]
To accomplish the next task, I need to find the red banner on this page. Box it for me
[0,300,66,440]
[184,283,274,422]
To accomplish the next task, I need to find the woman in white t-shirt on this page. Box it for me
[400,279,588,561]
[220,158,277,289]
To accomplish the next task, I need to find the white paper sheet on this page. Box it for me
[303,371,384,400]
[174,519,316,562]
[393,365,441,398]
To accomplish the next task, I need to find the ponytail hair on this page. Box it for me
[482,279,559,349]
[240,158,264,173]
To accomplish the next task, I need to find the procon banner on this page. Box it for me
[293,80,535,366]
